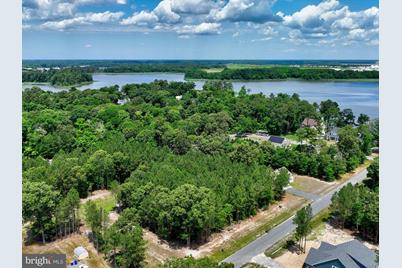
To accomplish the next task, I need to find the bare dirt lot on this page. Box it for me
[23,233,109,268]
[291,175,334,195]
[274,223,378,268]
[144,193,306,265]
[80,189,113,204]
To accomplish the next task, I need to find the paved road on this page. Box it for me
[223,169,368,268]
[285,187,320,201]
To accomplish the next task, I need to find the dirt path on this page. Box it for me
[144,193,305,265]
[80,189,112,204]
[23,234,110,268]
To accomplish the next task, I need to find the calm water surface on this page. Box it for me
[23,72,379,118]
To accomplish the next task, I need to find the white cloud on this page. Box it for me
[281,0,379,45]
[211,0,281,23]
[170,0,223,15]
[22,1,75,20]
[232,31,239,37]
[41,11,124,30]
[282,0,339,29]
[87,11,124,22]
[120,11,159,26]
[121,0,182,27]
[153,0,181,24]
[85,44,92,48]
[177,22,221,35]
[22,0,126,21]
[261,25,278,36]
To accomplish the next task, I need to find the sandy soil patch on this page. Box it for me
[291,175,334,195]
[23,233,109,268]
[108,211,119,225]
[144,193,306,265]
[80,190,112,204]
[274,223,378,268]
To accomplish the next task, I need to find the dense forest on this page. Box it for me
[22,68,93,86]
[22,80,377,267]
[185,67,379,81]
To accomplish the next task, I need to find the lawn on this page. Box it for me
[202,68,225,73]
[283,133,299,142]
[226,63,275,69]
[79,194,117,226]
[291,175,333,195]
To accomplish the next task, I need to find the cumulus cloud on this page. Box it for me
[23,0,380,48]
[177,22,221,35]
[22,0,126,21]
[120,11,159,26]
[170,0,223,15]
[280,0,378,44]
[121,0,182,27]
[41,11,124,30]
[22,0,75,20]
[211,0,281,23]
[282,0,379,38]
[153,0,181,24]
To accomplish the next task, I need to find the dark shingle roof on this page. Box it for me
[304,240,377,268]
[269,135,285,144]
[302,118,318,127]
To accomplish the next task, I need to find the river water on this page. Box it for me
[23,72,379,118]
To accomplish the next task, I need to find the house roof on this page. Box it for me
[302,118,319,127]
[74,246,88,256]
[304,240,377,268]
[269,136,285,144]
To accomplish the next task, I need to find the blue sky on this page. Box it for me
[22,0,379,59]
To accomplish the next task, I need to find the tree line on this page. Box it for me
[22,68,93,86]
[185,67,379,81]
[331,158,379,243]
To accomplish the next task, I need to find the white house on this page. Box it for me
[74,246,89,260]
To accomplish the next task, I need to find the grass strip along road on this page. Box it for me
[223,168,368,268]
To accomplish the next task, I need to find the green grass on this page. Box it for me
[210,211,293,262]
[226,64,276,69]
[210,197,308,262]
[284,133,299,142]
[202,68,225,73]
[307,209,331,240]
[79,195,117,224]
[264,208,331,259]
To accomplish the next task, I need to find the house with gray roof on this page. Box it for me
[303,240,377,268]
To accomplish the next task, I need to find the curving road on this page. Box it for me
[223,169,368,268]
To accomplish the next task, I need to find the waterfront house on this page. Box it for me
[303,240,377,268]
[301,118,319,128]
[325,127,339,141]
